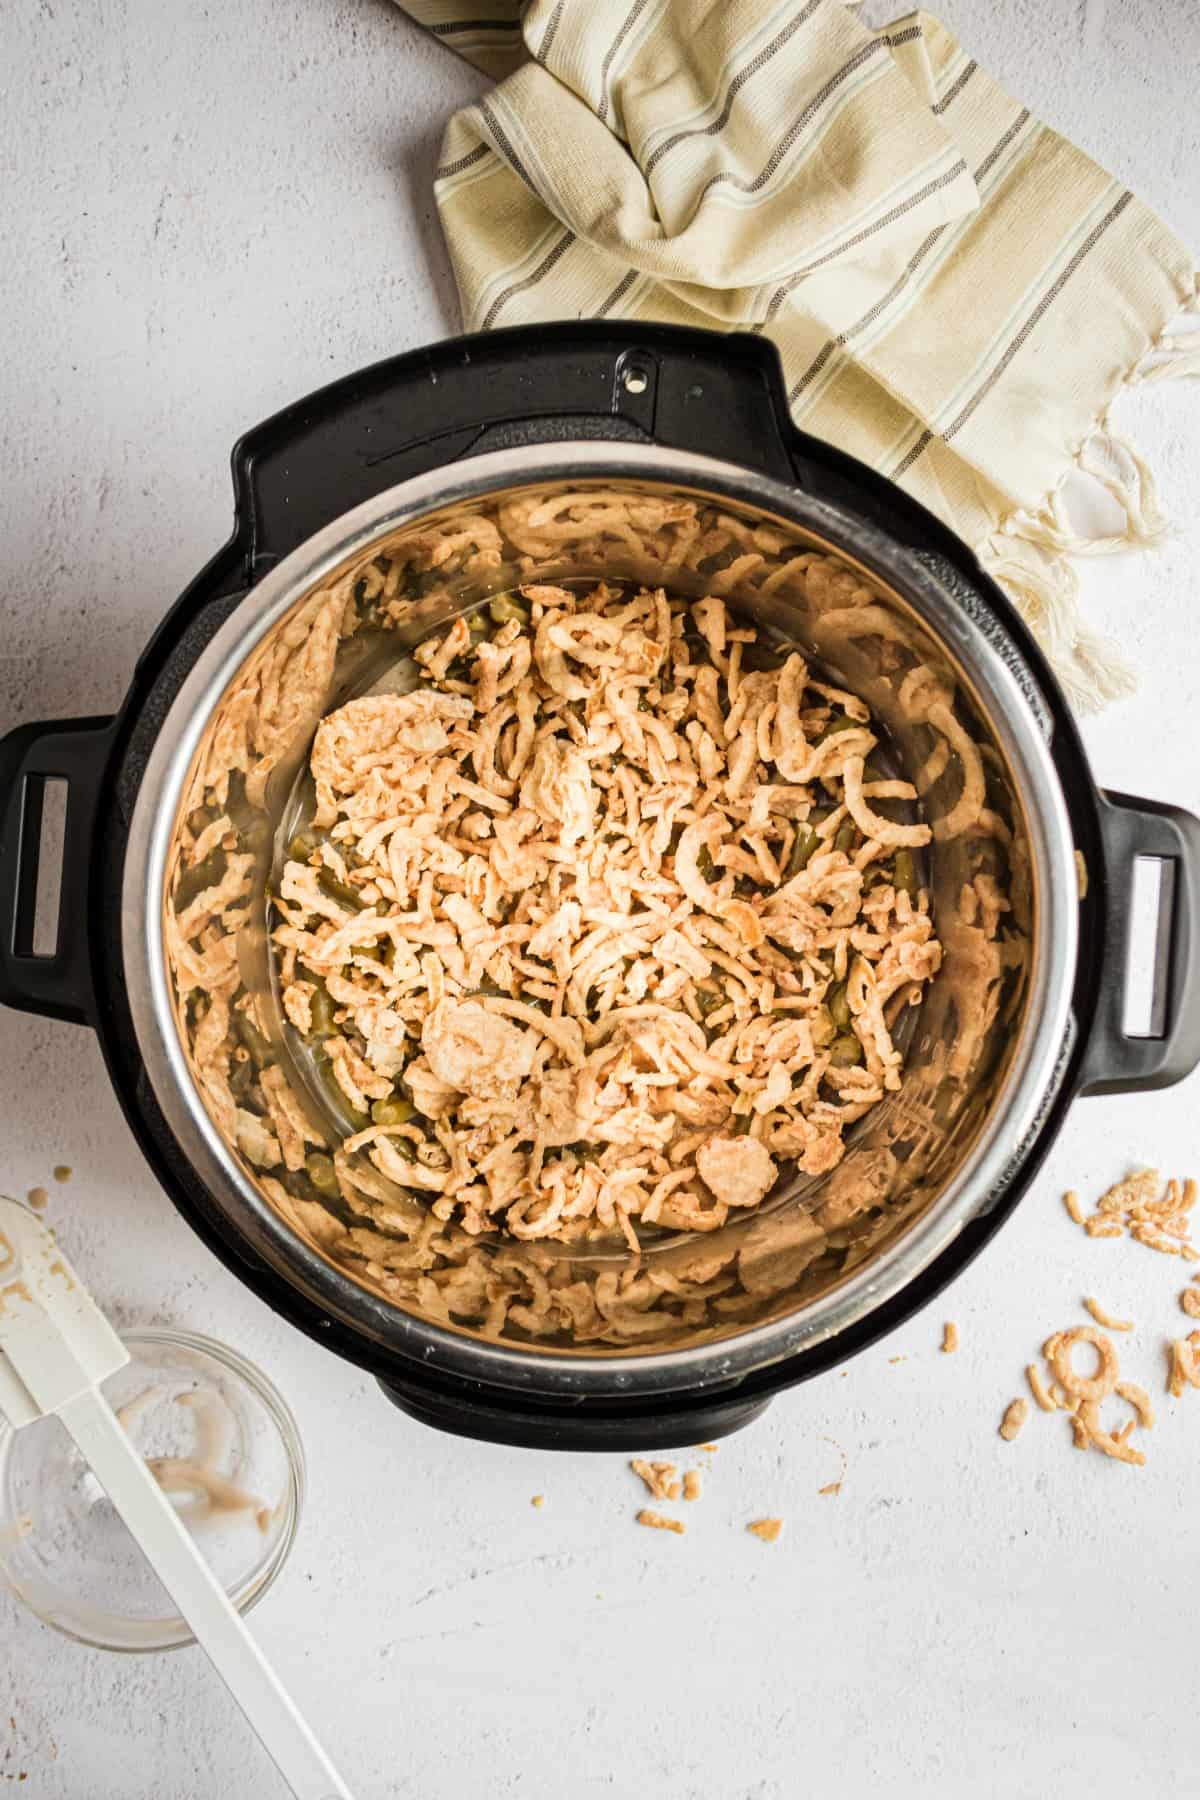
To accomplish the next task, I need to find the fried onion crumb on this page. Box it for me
[1026,1363,1057,1411]
[682,1471,701,1502]
[1083,1296,1133,1332]
[1073,1377,1152,1463]
[1019,1286,1161,1465]
[26,1187,48,1212]
[941,1321,959,1353]
[747,1518,783,1543]
[1070,1169,1197,1259]
[999,1398,1029,1441]
[531,1495,545,1509]
[637,1509,685,1535]
[1167,1334,1200,1398]
[631,1459,679,1501]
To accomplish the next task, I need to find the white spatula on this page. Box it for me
[0,1195,351,1800]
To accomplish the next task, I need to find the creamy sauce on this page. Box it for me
[117,1384,271,1532]
[145,1457,267,1523]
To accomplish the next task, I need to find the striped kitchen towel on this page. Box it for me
[397,0,1199,706]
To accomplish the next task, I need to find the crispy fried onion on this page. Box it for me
[248,585,949,1252]
[167,500,1021,1345]
[1046,1326,1120,1402]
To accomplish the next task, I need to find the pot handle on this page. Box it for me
[1078,790,1200,1096]
[0,716,114,1027]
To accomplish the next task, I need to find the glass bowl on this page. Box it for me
[0,1327,305,1652]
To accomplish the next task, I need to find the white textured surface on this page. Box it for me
[1,2,1198,1795]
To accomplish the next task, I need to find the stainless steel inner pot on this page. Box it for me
[122,443,1078,1395]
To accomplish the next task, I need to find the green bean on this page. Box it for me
[467,610,491,638]
[308,984,336,1036]
[280,1167,320,1203]
[733,1112,754,1135]
[317,869,363,912]
[371,1095,414,1127]
[827,982,852,1032]
[786,826,820,878]
[174,848,227,910]
[810,1004,835,1048]
[827,1032,864,1068]
[893,849,919,900]
[814,713,856,745]
[288,829,321,863]
[738,643,784,673]
[188,805,218,836]
[695,986,723,1017]
[304,1153,339,1197]
[697,845,715,880]
[228,1056,254,1100]
[567,1141,601,1164]
[236,1013,273,1069]
[834,819,857,856]
[488,595,530,626]
[314,1053,368,1130]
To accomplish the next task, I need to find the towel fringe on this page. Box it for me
[980,278,1197,711]
[1001,420,1171,560]
[979,534,1136,713]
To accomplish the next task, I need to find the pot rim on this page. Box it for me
[122,441,1078,1396]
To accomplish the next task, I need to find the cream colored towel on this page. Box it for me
[399,0,1199,706]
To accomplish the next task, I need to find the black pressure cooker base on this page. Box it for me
[377,1369,773,1452]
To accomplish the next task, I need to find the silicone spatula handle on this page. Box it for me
[56,1387,352,1800]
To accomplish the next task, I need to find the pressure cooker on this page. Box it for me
[3,323,1198,1450]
